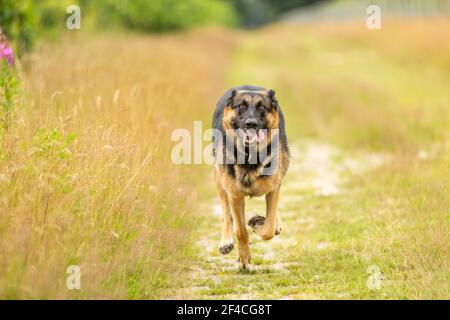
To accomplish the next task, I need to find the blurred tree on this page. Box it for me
[0,0,77,55]
[268,0,328,12]
[0,0,237,54]
[0,0,36,56]
[37,0,77,37]
[93,0,236,32]
[0,0,328,56]
[232,0,275,27]
[232,0,329,27]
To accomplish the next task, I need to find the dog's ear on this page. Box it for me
[226,89,237,107]
[267,89,278,111]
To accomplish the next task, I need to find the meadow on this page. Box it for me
[0,17,449,299]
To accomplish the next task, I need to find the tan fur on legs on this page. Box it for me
[215,171,234,254]
[228,193,252,270]
[253,185,281,241]
[275,211,282,235]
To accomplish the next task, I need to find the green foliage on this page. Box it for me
[94,0,237,32]
[0,60,18,132]
[0,0,77,54]
[0,0,237,55]
[0,0,36,56]
[0,0,329,55]
[31,128,76,160]
[35,0,77,39]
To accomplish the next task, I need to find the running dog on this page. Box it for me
[212,85,289,270]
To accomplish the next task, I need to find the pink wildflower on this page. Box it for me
[1,47,14,66]
[0,30,14,66]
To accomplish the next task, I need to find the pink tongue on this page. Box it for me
[246,130,265,143]
[256,130,265,142]
[246,131,257,143]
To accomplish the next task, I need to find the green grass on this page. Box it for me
[0,31,232,299]
[166,18,449,299]
[1,18,448,299]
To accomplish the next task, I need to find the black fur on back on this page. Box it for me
[212,85,289,177]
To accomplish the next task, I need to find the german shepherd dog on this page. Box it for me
[212,85,289,270]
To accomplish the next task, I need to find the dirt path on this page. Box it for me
[168,141,386,299]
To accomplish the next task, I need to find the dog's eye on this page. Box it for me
[258,104,266,112]
[238,103,247,110]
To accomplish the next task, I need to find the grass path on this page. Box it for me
[162,19,450,299]
[168,141,387,299]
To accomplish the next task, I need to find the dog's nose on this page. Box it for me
[245,118,258,129]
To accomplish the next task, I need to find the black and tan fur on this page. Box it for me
[212,85,289,270]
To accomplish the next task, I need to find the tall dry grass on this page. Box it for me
[228,18,449,298]
[0,29,234,298]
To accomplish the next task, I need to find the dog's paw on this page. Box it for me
[248,215,265,230]
[219,240,234,255]
[238,255,253,271]
[238,262,255,272]
[249,215,281,239]
[275,226,282,236]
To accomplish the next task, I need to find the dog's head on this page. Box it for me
[222,88,279,149]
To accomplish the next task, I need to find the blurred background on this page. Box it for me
[0,0,449,299]
[2,0,450,55]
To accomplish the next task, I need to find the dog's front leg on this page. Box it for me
[228,193,252,270]
[216,184,234,254]
[251,185,281,241]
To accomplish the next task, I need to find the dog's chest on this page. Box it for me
[235,165,278,196]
